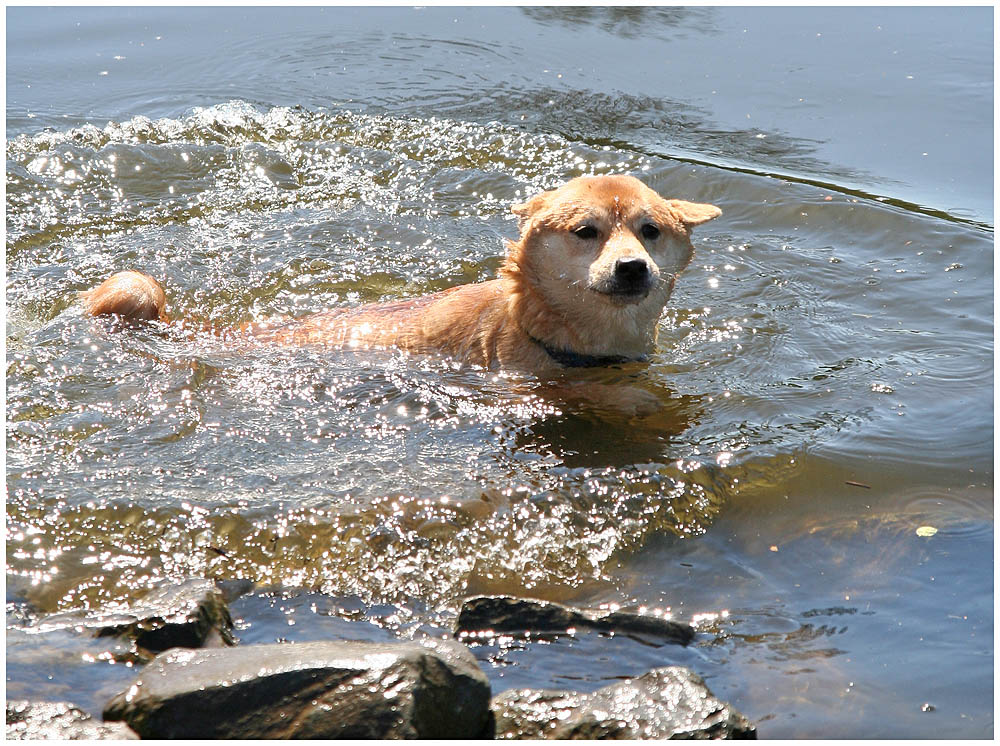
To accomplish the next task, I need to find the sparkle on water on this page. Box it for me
[6,92,992,736]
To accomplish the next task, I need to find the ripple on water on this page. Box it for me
[6,103,992,660]
[888,489,993,541]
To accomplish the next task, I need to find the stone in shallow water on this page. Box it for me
[103,638,492,739]
[6,700,138,740]
[493,666,756,739]
[37,577,234,652]
[6,624,148,716]
[456,595,695,645]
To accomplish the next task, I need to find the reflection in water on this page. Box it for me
[521,6,717,40]
[519,368,702,469]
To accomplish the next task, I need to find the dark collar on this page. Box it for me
[526,331,642,368]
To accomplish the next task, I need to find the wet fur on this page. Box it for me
[79,270,168,323]
[80,175,720,372]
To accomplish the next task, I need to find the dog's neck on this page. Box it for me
[502,251,658,367]
[523,328,642,368]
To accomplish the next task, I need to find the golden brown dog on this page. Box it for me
[81,175,720,372]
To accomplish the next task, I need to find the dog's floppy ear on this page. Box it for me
[511,189,553,231]
[667,200,722,229]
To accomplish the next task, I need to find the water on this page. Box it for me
[5,6,993,738]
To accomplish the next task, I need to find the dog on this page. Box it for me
[80,174,721,373]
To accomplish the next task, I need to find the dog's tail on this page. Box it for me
[79,270,169,323]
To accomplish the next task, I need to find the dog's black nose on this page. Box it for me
[614,257,650,283]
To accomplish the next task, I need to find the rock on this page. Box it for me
[456,595,695,645]
[215,577,257,604]
[103,638,492,739]
[492,667,756,739]
[6,701,138,740]
[37,578,234,652]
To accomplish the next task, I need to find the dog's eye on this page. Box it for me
[641,223,661,240]
[574,225,599,240]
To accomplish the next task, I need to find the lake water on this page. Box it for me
[6,6,993,738]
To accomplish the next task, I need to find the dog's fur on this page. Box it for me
[81,175,720,372]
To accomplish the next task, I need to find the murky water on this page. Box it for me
[6,6,993,738]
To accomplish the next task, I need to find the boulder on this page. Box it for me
[493,667,755,739]
[37,577,234,652]
[456,596,695,645]
[6,701,138,740]
[103,638,492,739]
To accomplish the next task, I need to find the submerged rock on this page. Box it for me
[5,625,145,715]
[6,700,138,740]
[103,638,492,739]
[36,577,234,652]
[493,667,756,739]
[456,595,695,645]
[7,579,234,714]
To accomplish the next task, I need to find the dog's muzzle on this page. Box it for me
[591,257,656,302]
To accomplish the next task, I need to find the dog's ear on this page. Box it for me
[667,200,722,230]
[511,190,553,231]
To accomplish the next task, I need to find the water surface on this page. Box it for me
[6,7,993,738]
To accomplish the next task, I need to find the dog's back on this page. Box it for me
[248,279,517,367]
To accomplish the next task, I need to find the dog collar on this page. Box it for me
[526,332,641,368]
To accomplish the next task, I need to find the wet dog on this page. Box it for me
[81,174,720,372]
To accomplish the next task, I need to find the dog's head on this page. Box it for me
[505,175,720,324]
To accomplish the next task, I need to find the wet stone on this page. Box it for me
[6,700,138,740]
[215,577,258,604]
[37,577,234,652]
[103,638,493,739]
[492,666,756,739]
[5,625,149,716]
[456,595,695,645]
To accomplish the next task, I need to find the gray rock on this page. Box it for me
[215,577,257,604]
[103,638,492,739]
[6,700,138,740]
[37,577,234,652]
[456,596,695,645]
[493,667,756,739]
